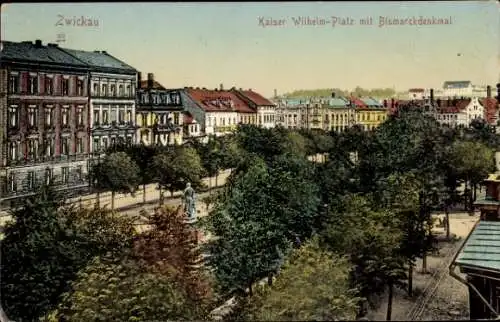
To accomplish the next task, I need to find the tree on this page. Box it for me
[1,186,136,321]
[449,140,495,210]
[238,239,361,321]
[51,252,197,322]
[133,205,213,315]
[91,151,140,210]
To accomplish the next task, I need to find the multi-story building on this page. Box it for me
[442,80,473,98]
[57,48,138,153]
[232,88,276,128]
[351,97,388,131]
[0,40,91,207]
[434,97,484,127]
[182,87,246,137]
[322,97,355,132]
[275,98,304,129]
[182,111,202,141]
[408,88,427,100]
[480,85,500,127]
[136,73,184,146]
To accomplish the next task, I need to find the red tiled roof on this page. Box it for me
[186,88,255,113]
[435,98,471,114]
[349,97,368,109]
[139,79,166,90]
[183,111,195,124]
[409,88,425,93]
[239,90,275,106]
[479,97,499,124]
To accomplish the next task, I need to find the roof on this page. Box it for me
[1,40,87,68]
[139,80,167,90]
[183,111,196,124]
[325,97,350,107]
[435,98,471,113]
[443,81,472,89]
[361,97,383,107]
[185,88,253,113]
[238,89,275,106]
[58,48,136,73]
[455,221,500,272]
[479,97,499,125]
[349,97,367,108]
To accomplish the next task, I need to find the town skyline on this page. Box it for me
[1,1,498,97]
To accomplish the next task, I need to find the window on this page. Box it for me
[28,75,38,94]
[102,137,109,150]
[9,142,18,162]
[141,113,148,126]
[27,139,38,160]
[45,138,55,157]
[62,78,69,95]
[93,138,100,152]
[45,168,53,185]
[8,173,17,192]
[27,106,38,129]
[126,111,132,124]
[173,112,179,125]
[45,107,53,127]
[101,84,108,96]
[93,110,100,126]
[76,137,84,153]
[102,110,109,125]
[76,166,83,181]
[62,167,69,184]
[126,85,131,97]
[126,136,132,146]
[76,107,83,126]
[110,84,116,97]
[45,77,54,95]
[61,107,69,127]
[8,106,18,128]
[118,84,124,96]
[93,83,99,95]
[76,79,84,96]
[111,137,116,146]
[27,171,36,190]
[110,108,117,124]
[118,109,125,124]
[9,73,19,93]
[61,137,69,155]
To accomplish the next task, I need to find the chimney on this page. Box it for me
[137,72,142,84]
[47,43,58,47]
[391,98,395,108]
[35,39,42,47]
[274,89,278,98]
[487,85,492,98]
[249,88,252,91]
[147,73,154,88]
[220,83,224,91]
[331,92,336,98]
[497,83,500,100]
[383,99,387,107]
[430,89,434,102]
[239,88,243,91]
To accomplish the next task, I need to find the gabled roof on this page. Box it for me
[443,81,472,89]
[185,88,252,113]
[139,80,167,90]
[59,48,137,73]
[455,221,500,272]
[479,97,499,125]
[435,98,472,114]
[361,97,383,107]
[237,89,275,106]
[1,40,88,68]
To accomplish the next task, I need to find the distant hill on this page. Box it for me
[281,87,400,99]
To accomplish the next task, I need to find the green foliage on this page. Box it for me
[449,140,495,185]
[0,186,136,321]
[282,87,396,99]
[52,253,195,322]
[92,151,141,194]
[240,239,361,321]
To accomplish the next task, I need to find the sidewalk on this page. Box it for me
[0,169,232,221]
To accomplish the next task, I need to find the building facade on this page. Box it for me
[434,97,485,127]
[274,98,304,129]
[442,80,474,98]
[136,73,184,146]
[322,97,355,132]
[232,88,276,128]
[351,97,388,131]
[58,49,138,153]
[0,40,91,207]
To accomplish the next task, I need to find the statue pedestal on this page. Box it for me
[184,215,199,243]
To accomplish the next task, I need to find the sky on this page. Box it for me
[1,1,498,97]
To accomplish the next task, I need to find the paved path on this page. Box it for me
[0,170,232,225]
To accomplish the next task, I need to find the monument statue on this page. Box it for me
[183,182,197,220]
